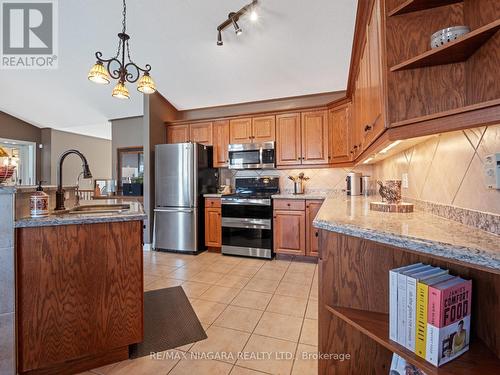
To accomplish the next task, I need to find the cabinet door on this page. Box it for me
[205,207,221,248]
[229,118,252,144]
[329,104,351,163]
[167,124,189,144]
[301,110,329,165]
[190,122,213,145]
[306,200,323,257]
[276,113,302,166]
[252,115,276,142]
[273,210,305,255]
[213,120,230,168]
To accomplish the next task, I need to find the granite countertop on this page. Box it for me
[204,193,224,198]
[15,200,146,228]
[272,193,327,200]
[313,196,500,271]
[14,185,77,192]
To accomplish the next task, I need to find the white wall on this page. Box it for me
[48,129,112,189]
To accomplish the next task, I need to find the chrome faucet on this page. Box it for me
[55,150,92,211]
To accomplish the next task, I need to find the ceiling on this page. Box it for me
[0,0,358,139]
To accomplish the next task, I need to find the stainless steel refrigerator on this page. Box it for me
[153,143,217,253]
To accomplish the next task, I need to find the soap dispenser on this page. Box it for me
[30,181,49,218]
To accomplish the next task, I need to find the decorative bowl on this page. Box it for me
[0,166,16,183]
[430,26,470,49]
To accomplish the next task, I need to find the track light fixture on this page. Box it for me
[216,0,258,46]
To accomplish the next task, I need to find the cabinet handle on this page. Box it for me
[315,232,319,237]
[353,145,358,150]
[287,203,291,206]
[364,125,372,132]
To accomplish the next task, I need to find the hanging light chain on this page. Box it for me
[122,0,127,34]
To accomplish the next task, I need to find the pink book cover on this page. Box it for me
[428,278,472,328]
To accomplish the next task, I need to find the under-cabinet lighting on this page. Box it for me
[379,141,402,154]
[363,157,374,164]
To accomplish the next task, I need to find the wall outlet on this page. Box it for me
[402,173,409,189]
[484,153,500,189]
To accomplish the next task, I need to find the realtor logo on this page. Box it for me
[1,0,58,69]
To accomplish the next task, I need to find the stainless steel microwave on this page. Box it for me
[228,142,275,169]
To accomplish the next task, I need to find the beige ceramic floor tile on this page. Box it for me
[169,358,233,375]
[253,268,286,281]
[291,344,318,375]
[244,278,280,294]
[98,350,181,375]
[199,285,240,304]
[275,281,310,299]
[190,326,250,364]
[181,281,211,298]
[231,265,261,278]
[266,295,308,318]
[254,312,303,342]
[231,290,273,311]
[300,319,318,346]
[215,275,251,289]
[214,305,263,333]
[305,299,318,320]
[190,299,227,325]
[191,271,225,284]
[168,267,202,281]
[207,263,237,274]
[230,366,267,374]
[145,278,183,291]
[236,334,296,375]
[281,272,313,285]
[143,263,179,277]
[260,260,290,271]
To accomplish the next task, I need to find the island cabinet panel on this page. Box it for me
[318,230,500,374]
[213,120,230,168]
[167,124,190,144]
[276,113,302,165]
[301,110,329,165]
[16,221,143,374]
[252,115,276,142]
[229,118,253,144]
[273,210,306,255]
[305,200,323,257]
[189,122,213,145]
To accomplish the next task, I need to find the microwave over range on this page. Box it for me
[228,141,275,169]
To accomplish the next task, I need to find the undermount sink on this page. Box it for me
[53,204,131,215]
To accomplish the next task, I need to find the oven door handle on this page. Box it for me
[222,218,271,230]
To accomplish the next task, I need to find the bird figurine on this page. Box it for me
[377,180,402,204]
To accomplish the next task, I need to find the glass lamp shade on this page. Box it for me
[88,62,110,84]
[137,72,157,94]
[112,81,130,99]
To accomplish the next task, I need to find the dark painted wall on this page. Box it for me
[0,111,42,182]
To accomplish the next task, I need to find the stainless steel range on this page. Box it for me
[221,177,280,259]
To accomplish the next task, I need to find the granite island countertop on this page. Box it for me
[272,193,327,200]
[15,200,146,228]
[313,196,500,271]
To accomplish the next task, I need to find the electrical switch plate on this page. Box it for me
[402,173,409,189]
[484,153,500,189]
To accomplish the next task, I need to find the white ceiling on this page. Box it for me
[0,0,357,139]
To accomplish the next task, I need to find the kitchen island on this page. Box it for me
[15,201,146,375]
[313,196,500,374]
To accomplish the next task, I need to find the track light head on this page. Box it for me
[231,17,242,35]
[217,30,223,46]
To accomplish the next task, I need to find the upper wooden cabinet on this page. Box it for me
[213,120,230,168]
[301,110,329,165]
[329,104,351,164]
[190,122,213,145]
[229,118,253,144]
[252,116,276,142]
[229,116,276,144]
[276,111,329,167]
[276,113,302,165]
[167,124,189,144]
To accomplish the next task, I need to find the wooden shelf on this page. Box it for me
[388,0,463,17]
[390,19,500,72]
[326,305,500,375]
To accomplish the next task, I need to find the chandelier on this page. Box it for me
[87,0,156,99]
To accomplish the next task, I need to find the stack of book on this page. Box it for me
[389,263,472,367]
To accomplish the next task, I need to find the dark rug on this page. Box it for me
[129,286,207,358]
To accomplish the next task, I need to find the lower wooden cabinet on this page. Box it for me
[205,198,221,248]
[273,199,323,257]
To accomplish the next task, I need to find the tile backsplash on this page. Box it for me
[373,124,500,215]
[220,165,373,194]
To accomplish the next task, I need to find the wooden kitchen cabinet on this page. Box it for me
[329,104,351,164]
[190,122,213,145]
[205,198,221,249]
[167,124,189,144]
[273,210,306,256]
[213,120,230,168]
[252,115,276,142]
[305,200,323,257]
[229,118,253,144]
[301,110,329,165]
[276,113,302,166]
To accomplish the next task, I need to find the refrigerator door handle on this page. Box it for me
[154,208,195,213]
